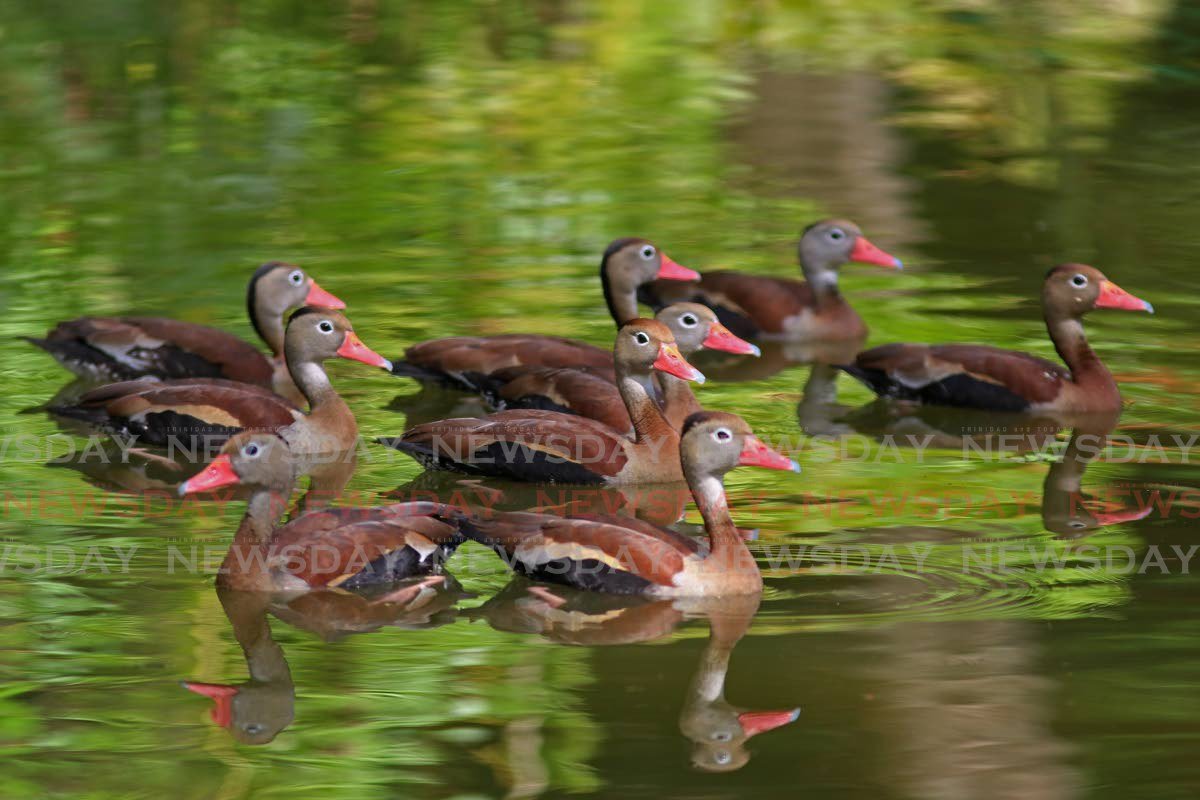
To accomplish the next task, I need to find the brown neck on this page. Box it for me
[797,243,842,309]
[219,487,288,588]
[254,298,286,357]
[217,588,292,685]
[617,368,677,445]
[686,469,746,556]
[285,348,338,410]
[1046,313,1117,397]
[602,273,641,326]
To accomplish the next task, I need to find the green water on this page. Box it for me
[2,1,1200,797]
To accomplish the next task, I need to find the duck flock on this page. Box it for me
[27,220,1153,600]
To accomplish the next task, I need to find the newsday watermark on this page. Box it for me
[2,430,1199,464]
[0,541,1196,578]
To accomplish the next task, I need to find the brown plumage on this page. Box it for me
[390,238,699,391]
[178,432,466,593]
[479,303,760,434]
[640,219,902,340]
[458,411,800,597]
[49,308,391,453]
[24,262,345,405]
[840,264,1154,413]
[379,319,706,485]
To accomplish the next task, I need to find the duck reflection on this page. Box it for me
[474,583,799,771]
[183,578,464,745]
[1041,420,1153,537]
[800,376,1150,534]
[182,589,294,745]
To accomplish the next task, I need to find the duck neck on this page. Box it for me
[239,486,289,546]
[256,299,286,358]
[220,486,288,588]
[797,244,841,309]
[602,272,640,326]
[617,367,675,444]
[1046,312,1116,394]
[807,267,842,309]
[687,469,745,555]
[286,346,337,409]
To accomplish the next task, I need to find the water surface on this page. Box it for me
[1,2,1199,798]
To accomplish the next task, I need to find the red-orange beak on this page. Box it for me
[337,331,393,370]
[702,322,760,356]
[849,236,903,269]
[178,455,240,495]
[653,342,706,383]
[657,253,701,282]
[1095,279,1153,313]
[1092,503,1154,527]
[737,436,800,472]
[304,279,346,310]
[182,681,238,728]
[738,708,800,738]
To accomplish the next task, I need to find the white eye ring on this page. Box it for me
[680,314,698,327]
[288,269,304,285]
[242,443,262,458]
[829,228,845,241]
[1071,274,1088,288]
[318,320,335,334]
[633,331,650,345]
[712,427,733,443]
[640,245,656,260]
[1069,520,1087,529]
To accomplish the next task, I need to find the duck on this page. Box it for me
[378,319,706,485]
[839,264,1154,414]
[389,238,699,391]
[178,431,466,592]
[24,262,344,406]
[477,303,760,434]
[640,219,901,341]
[49,308,391,453]
[456,411,799,597]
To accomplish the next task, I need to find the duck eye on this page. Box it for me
[242,443,261,458]
[1071,274,1088,288]
[243,723,264,735]
[288,269,304,285]
[318,320,335,334]
[680,314,698,327]
[828,228,845,241]
[1069,520,1087,529]
[714,751,732,765]
[713,427,733,443]
[712,731,732,742]
[633,331,650,345]
[640,245,656,260]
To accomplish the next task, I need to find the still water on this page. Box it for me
[1,2,1199,798]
